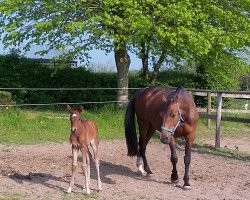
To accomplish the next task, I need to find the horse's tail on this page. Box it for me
[124,94,138,157]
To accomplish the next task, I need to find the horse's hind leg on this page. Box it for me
[67,145,78,193]
[169,137,179,183]
[90,139,102,191]
[137,122,154,175]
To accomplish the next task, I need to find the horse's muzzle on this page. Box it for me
[160,137,169,144]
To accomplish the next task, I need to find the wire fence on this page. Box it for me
[0,87,138,107]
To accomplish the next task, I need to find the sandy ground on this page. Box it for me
[0,139,250,200]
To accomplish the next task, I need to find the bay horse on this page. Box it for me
[124,86,199,190]
[66,105,102,194]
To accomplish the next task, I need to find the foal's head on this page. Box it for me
[67,105,84,135]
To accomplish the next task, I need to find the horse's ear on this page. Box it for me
[162,93,167,102]
[67,105,73,113]
[78,105,84,113]
[172,95,179,104]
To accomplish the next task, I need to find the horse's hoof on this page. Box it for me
[138,165,146,175]
[146,172,153,178]
[171,179,179,184]
[183,185,192,190]
[137,170,146,176]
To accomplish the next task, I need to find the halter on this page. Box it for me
[161,103,184,136]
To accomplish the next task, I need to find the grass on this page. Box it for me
[0,105,249,160]
[0,105,126,144]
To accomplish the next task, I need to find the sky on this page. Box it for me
[0,42,142,71]
[1,40,249,71]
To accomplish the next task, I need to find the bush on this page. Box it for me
[0,91,14,105]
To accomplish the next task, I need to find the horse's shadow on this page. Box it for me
[7,158,152,193]
[7,156,169,193]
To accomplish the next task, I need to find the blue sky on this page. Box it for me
[0,42,141,71]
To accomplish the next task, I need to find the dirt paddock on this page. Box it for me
[0,139,250,200]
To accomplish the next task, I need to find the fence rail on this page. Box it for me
[0,87,249,148]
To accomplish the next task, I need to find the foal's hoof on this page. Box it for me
[183,185,192,190]
[66,188,72,193]
[85,189,91,195]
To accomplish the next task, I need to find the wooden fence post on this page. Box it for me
[215,93,222,148]
[207,92,211,129]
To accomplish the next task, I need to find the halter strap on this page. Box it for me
[161,103,184,136]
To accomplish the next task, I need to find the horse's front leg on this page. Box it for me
[183,143,192,190]
[169,137,179,183]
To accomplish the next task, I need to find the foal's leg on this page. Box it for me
[81,147,90,194]
[67,145,78,193]
[169,137,179,183]
[183,132,195,190]
[90,139,102,191]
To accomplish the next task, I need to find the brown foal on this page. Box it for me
[66,105,102,194]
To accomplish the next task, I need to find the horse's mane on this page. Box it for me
[167,86,184,100]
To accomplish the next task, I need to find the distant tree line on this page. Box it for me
[0,53,248,108]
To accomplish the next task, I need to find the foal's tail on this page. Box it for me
[124,94,138,157]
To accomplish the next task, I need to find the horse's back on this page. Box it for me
[135,87,172,113]
[134,86,198,131]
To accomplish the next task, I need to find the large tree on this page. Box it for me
[133,0,250,82]
[0,0,250,99]
[0,0,143,103]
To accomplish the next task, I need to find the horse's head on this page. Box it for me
[67,105,84,135]
[160,93,183,144]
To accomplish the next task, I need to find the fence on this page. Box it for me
[0,87,250,148]
[188,88,250,148]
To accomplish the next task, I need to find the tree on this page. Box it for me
[133,0,250,83]
[0,0,141,103]
[1,0,250,99]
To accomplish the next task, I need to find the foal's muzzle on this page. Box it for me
[70,128,77,135]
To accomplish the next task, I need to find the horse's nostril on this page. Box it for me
[160,137,169,144]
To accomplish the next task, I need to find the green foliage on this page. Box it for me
[0,91,14,105]
[0,52,248,109]
[196,52,250,90]
[0,0,249,64]
[157,69,196,88]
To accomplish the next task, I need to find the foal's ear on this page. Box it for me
[78,105,84,113]
[67,105,73,113]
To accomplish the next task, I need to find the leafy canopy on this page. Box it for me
[0,0,249,67]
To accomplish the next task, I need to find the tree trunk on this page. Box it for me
[140,42,149,81]
[149,51,166,83]
[114,42,130,106]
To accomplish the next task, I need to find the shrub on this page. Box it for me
[0,91,14,105]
